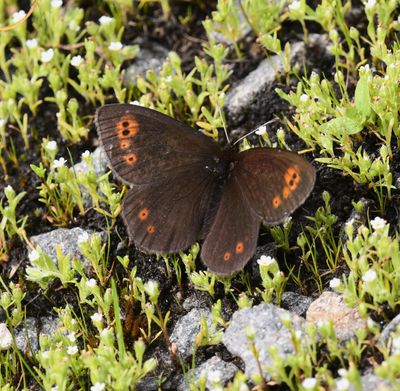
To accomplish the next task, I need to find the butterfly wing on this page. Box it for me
[95,104,225,253]
[201,174,262,275]
[201,148,315,274]
[122,171,217,253]
[235,148,316,224]
[95,104,220,185]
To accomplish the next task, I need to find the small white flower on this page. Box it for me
[91,313,103,323]
[4,185,14,198]
[82,150,90,158]
[67,333,76,342]
[12,10,26,24]
[165,75,172,82]
[108,41,123,51]
[41,48,54,63]
[0,323,13,350]
[362,269,377,283]
[41,350,50,359]
[51,386,58,391]
[255,125,267,135]
[86,278,97,288]
[0,118,5,127]
[145,280,158,296]
[45,140,58,151]
[130,100,144,106]
[26,38,38,49]
[365,0,376,10]
[28,249,40,262]
[300,94,309,102]
[67,345,78,355]
[337,368,347,377]
[99,15,113,25]
[69,20,80,31]
[71,55,83,67]
[91,383,106,391]
[257,255,275,266]
[336,377,350,391]
[289,1,301,11]
[51,0,62,8]
[53,157,66,168]
[371,216,386,230]
[329,278,341,289]
[302,377,317,389]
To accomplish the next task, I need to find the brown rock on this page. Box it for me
[306,291,366,341]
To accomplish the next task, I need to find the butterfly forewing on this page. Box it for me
[236,148,316,224]
[95,104,220,185]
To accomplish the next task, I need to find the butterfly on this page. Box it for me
[95,104,315,275]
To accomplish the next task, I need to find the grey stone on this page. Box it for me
[39,316,60,339]
[222,303,306,379]
[347,373,395,391]
[178,356,238,391]
[73,147,108,179]
[15,317,39,353]
[124,38,169,86]
[73,147,109,208]
[182,291,213,312]
[340,197,370,242]
[378,312,400,353]
[207,0,251,46]
[30,227,95,266]
[0,323,13,350]
[170,308,213,361]
[281,291,313,317]
[306,292,366,342]
[224,41,304,126]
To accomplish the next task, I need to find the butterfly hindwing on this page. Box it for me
[201,175,261,275]
[122,170,217,253]
[95,104,220,185]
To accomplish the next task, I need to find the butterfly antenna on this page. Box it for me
[218,106,231,144]
[233,118,279,146]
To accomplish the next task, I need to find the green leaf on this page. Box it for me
[322,116,364,136]
[354,75,371,118]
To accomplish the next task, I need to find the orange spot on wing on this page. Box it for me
[147,225,156,234]
[120,140,131,149]
[284,166,301,191]
[125,153,137,165]
[235,241,244,254]
[223,252,231,262]
[138,208,149,221]
[273,195,281,208]
[282,186,290,199]
[116,114,139,138]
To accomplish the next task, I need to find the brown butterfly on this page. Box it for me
[95,104,315,275]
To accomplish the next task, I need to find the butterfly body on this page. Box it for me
[96,104,315,275]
